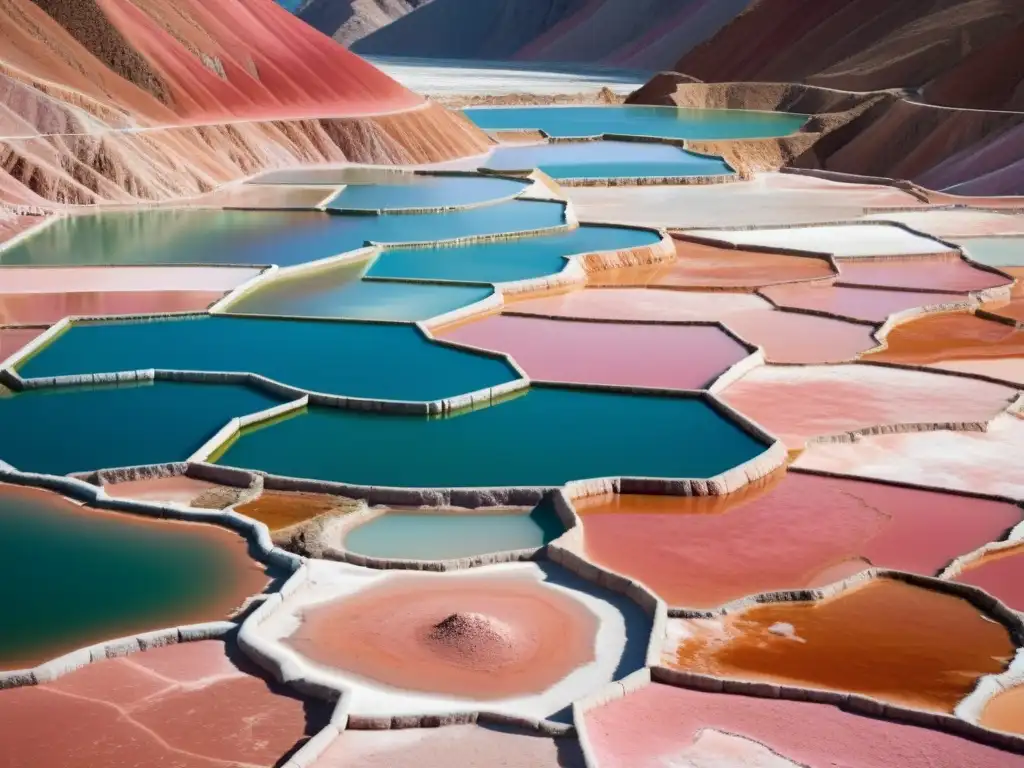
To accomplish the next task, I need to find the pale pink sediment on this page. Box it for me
[719,363,1017,449]
[0,640,329,767]
[584,683,1024,768]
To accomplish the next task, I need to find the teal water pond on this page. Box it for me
[484,140,733,180]
[231,269,494,321]
[950,237,1024,268]
[0,483,268,668]
[367,224,662,283]
[18,315,519,402]
[465,105,807,140]
[325,175,528,211]
[0,200,566,268]
[215,386,770,488]
[344,504,563,560]
[0,381,284,475]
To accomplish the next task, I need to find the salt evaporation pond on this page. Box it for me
[0,483,269,669]
[482,140,733,180]
[0,381,284,476]
[229,262,494,320]
[951,237,1024,268]
[18,315,518,402]
[215,387,771,488]
[0,200,567,268]
[325,175,528,211]
[464,105,806,140]
[368,224,662,283]
[344,504,564,560]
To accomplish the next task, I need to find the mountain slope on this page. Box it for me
[298,0,431,47]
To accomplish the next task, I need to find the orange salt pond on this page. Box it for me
[509,288,877,364]
[576,472,1020,607]
[870,312,1024,384]
[236,489,360,531]
[587,238,834,289]
[719,363,1016,448]
[954,545,1024,612]
[312,725,582,767]
[986,281,1024,324]
[838,254,1011,292]
[286,573,598,699]
[663,579,1014,712]
[0,640,330,768]
[981,686,1024,735]
[761,282,965,323]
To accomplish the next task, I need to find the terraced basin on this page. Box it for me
[0,484,269,670]
[952,237,1024,268]
[16,315,519,403]
[465,105,806,140]
[344,504,563,560]
[367,224,662,283]
[0,201,567,268]
[214,386,773,488]
[325,174,529,211]
[229,268,494,321]
[662,579,1014,712]
[0,380,285,476]
[482,140,733,180]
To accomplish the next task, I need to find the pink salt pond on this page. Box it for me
[837,254,1011,293]
[587,238,835,289]
[313,725,582,768]
[436,314,750,389]
[584,683,1024,768]
[0,640,331,768]
[0,290,226,325]
[760,282,966,323]
[0,326,43,362]
[794,413,1024,500]
[0,265,261,293]
[719,363,1017,449]
[953,545,1024,612]
[575,471,1020,608]
[285,572,599,700]
[101,474,239,507]
[509,288,878,364]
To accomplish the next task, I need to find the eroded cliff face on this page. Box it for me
[629,73,1024,195]
[0,0,490,207]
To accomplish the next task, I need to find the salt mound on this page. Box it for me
[424,612,519,670]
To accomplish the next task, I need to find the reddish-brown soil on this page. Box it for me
[0,640,331,767]
[665,579,1014,712]
[286,572,598,699]
[236,489,360,531]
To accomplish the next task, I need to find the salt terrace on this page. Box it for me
[3,103,1024,768]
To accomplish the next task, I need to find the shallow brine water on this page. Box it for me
[483,140,733,180]
[465,105,806,140]
[367,224,661,283]
[325,175,528,211]
[0,483,268,669]
[344,505,563,560]
[0,200,566,268]
[18,315,518,403]
[215,386,771,488]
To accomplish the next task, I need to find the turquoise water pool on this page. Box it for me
[0,483,268,668]
[325,175,528,211]
[18,315,519,402]
[367,224,662,283]
[483,140,733,180]
[0,381,284,475]
[0,200,567,268]
[465,105,807,140]
[951,237,1024,268]
[215,386,770,488]
[344,504,563,560]
[230,271,494,321]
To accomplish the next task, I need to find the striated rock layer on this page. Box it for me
[0,0,490,206]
